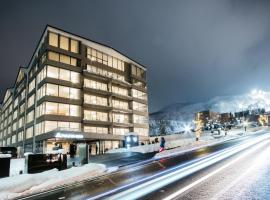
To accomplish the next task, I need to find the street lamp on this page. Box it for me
[183,123,192,133]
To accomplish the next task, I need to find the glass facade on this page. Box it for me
[84,110,108,121]
[87,47,124,71]
[37,83,80,100]
[84,79,107,91]
[84,94,108,106]
[48,51,77,67]
[0,27,149,153]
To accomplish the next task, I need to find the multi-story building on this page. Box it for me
[0,25,149,154]
[194,110,220,126]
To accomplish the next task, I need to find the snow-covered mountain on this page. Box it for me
[149,89,270,135]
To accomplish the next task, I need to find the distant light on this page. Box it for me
[238,103,243,109]
[251,89,257,95]
[133,136,138,143]
[184,124,191,133]
[243,121,248,127]
[126,136,131,142]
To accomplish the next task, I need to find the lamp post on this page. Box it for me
[194,113,203,141]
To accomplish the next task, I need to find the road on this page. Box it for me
[19,130,270,200]
[139,133,270,200]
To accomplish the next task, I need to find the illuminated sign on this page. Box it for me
[55,132,84,139]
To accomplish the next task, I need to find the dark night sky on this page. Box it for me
[1,0,270,112]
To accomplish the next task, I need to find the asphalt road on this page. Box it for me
[19,131,269,200]
[141,133,270,200]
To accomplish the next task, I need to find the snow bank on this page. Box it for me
[107,128,262,155]
[0,154,11,158]
[0,163,106,200]
[154,129,264,158]
[9,158,25,176]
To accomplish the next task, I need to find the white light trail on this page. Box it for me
[163,140,269,200]
[105,134,270,200]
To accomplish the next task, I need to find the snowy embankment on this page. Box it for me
[108,127,267,155]
[0,163,106,200]
[155,128,267,158]
[107,132,219,154]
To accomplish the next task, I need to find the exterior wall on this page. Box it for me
[0,26,149,153]
[194,110,220,125]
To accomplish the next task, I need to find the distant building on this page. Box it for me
[194,110,220,126]
[220,112,233,124]
[248,114,269,126]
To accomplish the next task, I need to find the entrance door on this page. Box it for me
[89,141,100,155]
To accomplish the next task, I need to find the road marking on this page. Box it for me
[163,140,269,200]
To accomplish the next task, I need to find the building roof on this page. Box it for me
[27,24,147,72]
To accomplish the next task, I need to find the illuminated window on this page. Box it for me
[17,131,23,142]
[27,94,35,108]
[47,66,59,79]
[59,86,69,98]
[60,35,69,50]
[44,121,57,133]
[113,113,129,123]
[37,67,47,84]
[27,110,34,123]
[13,109,18,120]
[71,71,80,84]
[113,128,129,135]
[134,127,148,136]
[112,86,128,96]
[84,79,107,91]
[108,56,113,67]
[48,51,77,66]
[28,79,35,93]
[59,68,70,81]
[133,114,148,124]
[84,126,108,134]
[46,83,58,96]
[49,32,58,47]
[58,104,69,116]
[70,39,79,53]
[84,94,107,106]
[45,102,58,115]
[70,105,80,116]
[84,110,108,121]
[60,54,70,65]
[48,51,59,61]
[70,88,80,99]
[26,126,33,139]
[18,117,24,128]
[132,89,147,101]
[132,101,147,112]
[112,99,129,110]
[70,57,77,66]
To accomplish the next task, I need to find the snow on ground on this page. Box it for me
[108,127,267,155]
[9,158,24,177]
[0,163,106,200]
[155,128,267,158]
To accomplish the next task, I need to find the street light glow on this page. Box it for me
[183,124,192,133]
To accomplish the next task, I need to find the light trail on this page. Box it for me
[102,134,270,200]
[163,140,270,200]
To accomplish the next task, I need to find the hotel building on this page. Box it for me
[0,25,149,154]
